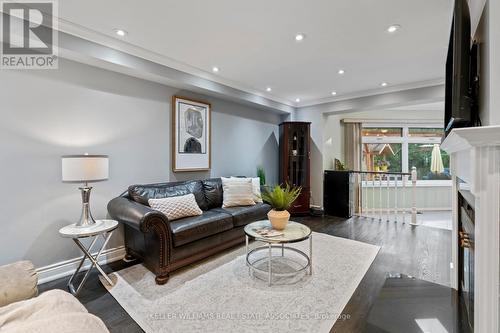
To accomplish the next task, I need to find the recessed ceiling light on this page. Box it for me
[387,24,401,33]
[295,33,305,42]
[331,91,337,96]
[381,82,388,87]
[266,87,272,92]
[338,69,345,75]
[114,29,127,37]
[295,98,301,103]
[212,66,219,73]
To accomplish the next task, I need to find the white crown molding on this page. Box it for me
[54,33,295,114]
[297,85,445,117]
[342,118,442,125]
[297,78,445,108]
[387,109,443,112]
[36,246,125,285]
[0,12,446,111]
[55,17,295,107]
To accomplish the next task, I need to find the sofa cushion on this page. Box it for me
[202,178,223,209]
[169,210,234,247]
[0,261,38,307]
[0,289,108,332]
[214,203,271,227]
[5,312,109,333]
[128,180,208,211]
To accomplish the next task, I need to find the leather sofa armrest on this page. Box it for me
[0,261,38,307]
[107,197,169,233]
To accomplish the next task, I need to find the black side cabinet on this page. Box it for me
[324,170,354,218]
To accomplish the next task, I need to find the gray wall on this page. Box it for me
[0,59,280,268]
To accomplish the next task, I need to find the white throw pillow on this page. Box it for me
[230,177,263,203]
[222,177,256,207]
[148,193,202,221]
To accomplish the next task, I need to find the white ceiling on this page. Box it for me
[57,0,453,107]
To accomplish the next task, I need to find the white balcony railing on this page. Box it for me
[351,167,418,224]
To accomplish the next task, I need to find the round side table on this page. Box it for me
[59,219,118,295]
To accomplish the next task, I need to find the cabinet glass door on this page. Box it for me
[287,125,308,186]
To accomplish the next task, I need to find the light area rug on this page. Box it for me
[103,232,379,333]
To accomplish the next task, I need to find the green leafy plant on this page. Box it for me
[334,158,347,171]
[256,166,266,186]
[261,183,302,211]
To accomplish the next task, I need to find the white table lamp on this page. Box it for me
[62,154,109,227]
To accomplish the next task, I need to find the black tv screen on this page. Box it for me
[444,0,472,134]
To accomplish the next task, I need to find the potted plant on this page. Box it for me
[256,166,266,186]
[375,159,390,172]
[262,183,302,230]
[380,160,390,172]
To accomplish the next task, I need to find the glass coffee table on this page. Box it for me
[244,220,312,286]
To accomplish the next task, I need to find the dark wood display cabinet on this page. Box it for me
[279,122,311,215]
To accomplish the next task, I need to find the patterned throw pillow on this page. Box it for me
[148,193,202,221]
[221,177,256,208]
[230,177,263,203]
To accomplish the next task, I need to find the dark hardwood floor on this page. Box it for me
[40,215,465,333]
[294,215,455,332]
[363,273,470,333]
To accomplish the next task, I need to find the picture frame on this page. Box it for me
[172,96,211,172]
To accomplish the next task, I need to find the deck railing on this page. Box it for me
[351,167,418,225]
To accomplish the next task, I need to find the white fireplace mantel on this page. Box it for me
[441,125,500,333]
[441,125,500,153]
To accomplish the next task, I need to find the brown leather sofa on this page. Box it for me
[108,178,270,284]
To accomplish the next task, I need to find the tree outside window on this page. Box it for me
[408,144,450,180]
[361,125,450,182]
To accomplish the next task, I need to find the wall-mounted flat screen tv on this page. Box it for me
[444,0,474,135]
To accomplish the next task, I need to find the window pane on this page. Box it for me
[408,128,444,138]
[408,143,451,180]
[362,127,402,137]
[362,143,402,172]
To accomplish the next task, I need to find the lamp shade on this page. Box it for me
[62,155,109,183]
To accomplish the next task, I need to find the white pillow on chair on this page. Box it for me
[148,193,202,221]
[222,177,256,207]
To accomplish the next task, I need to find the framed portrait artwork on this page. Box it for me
[172,96,211,172]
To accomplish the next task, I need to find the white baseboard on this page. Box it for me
[36,246,126,285]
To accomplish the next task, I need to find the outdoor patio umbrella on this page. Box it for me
[430,144,444,173]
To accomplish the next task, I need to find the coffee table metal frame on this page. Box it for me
[244,221,312,286]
